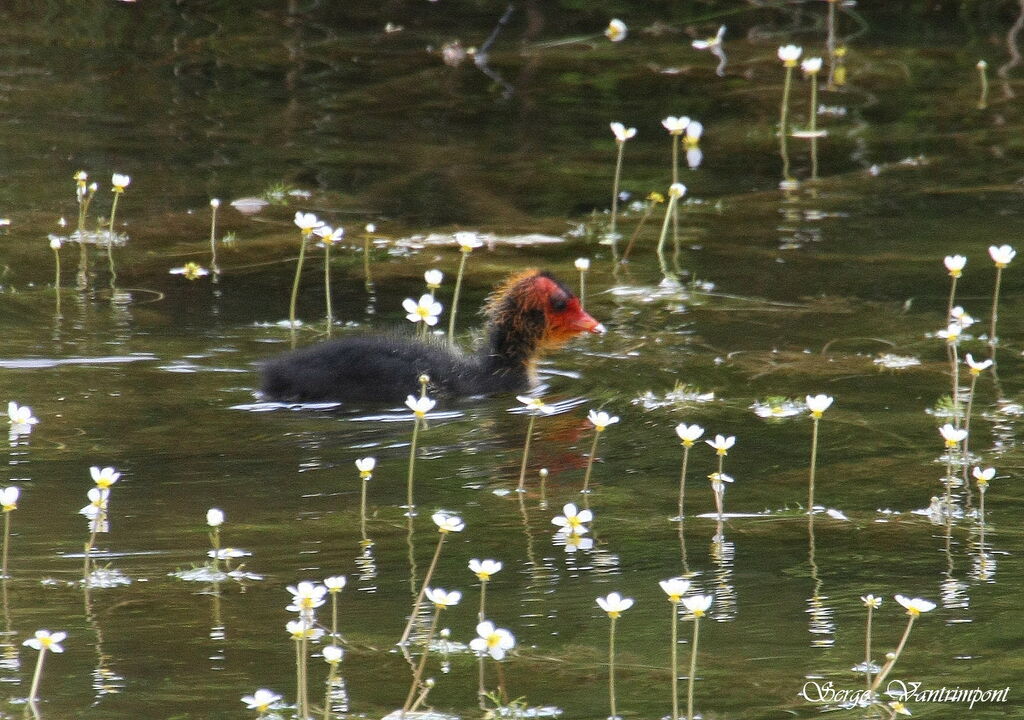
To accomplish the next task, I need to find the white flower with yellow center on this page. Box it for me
[469,621,516,660]
[682,594,713,617]
[806,394,834,418]
[708,472,734,493]
[659,577,691,603]
[90,466,121,490]
[684,120,703,148]
[80,488,109,517]
[432,512,465,533]
[938,423,968,448]
[111,173,130,192]
[293,212,323,236]
[801,57,823,75]
[587,409,619,432]
[610,122,637,143]
[597,592,634,618]
[692,26,725,50]
[552,503,592,535]
[989,244,1016,267]
[323,645,343,664]
[516,395,555,415]
[355,457,376,479]
[662,116,690,135]
[0,487,18,512]
[314,226,345,246]
[943,255,966,277]
[668,182,687,198]
[23,629,66,653]
[169,262,210,280]
[964,353,993,375]
[675,423,705,447]
[574,257,591,271]
[425,587,462,608]
[778,44,802,67]
[286,619,325,640]
[403,293,443,326]
[405,395,436,419]
[949,306,974,327]
[206,508,224,527]
[604,19,627,42]
[563,532,594,552]
[469,558,503,580]
[49,236,62,250]
[7,402,38,429]
[888,701,912,716]
[424,269,444,290]
[861,594,882,609]
[894,595,936,617]
[286,581,328,615]
[972,466,995,489]
[936,324,961,343]
[706,434,735,455]
[242,689,282,712]
[324,575,347,592]
[454,231,484,253]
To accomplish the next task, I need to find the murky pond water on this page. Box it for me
[0,2,1023,719]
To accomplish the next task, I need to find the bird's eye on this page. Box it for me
[550,295,568,312]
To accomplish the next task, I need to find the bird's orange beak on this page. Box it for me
[562,300,605,335]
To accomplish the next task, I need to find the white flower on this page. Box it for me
[323,645,344,664]
[778,44,802,65]
[169,262,210,280]
[432,512,465,533]
[90,466,121,489]
[861,594,882,609]
[315,226,345,245]
[950,306,975,327]
[587,409,619,432]
[206,508,224,527]
[708,472,734,492]
[684,121,703,146]
[659,577,691,602]
[692,25,725,50]
[324,575,347,592]
[682,594,713,617]
[563,532,594,552]
[111,173,130,192]
[403,293,443,326]
[355,457,376,478]
[207,548,248,560]
[406,395,436,418]
[293,212,324,235]
[943,254,966,277]
[80,487,109,517]
[552,503,592,535]
[0,487,18,512]
[989,244,1016,267]
[604,18,627,42]
[610,122,637,143]
[706,434,735,455]
[675,423,705,446]
[894,594,936,616]
[424,269,444,289]
[7,402,38,429]
[661,116,690,134]
[596,592,634,618]
[936,324,961,343]
[210,198,221,208]
[806,394,834,418]
[23,630,66,653]
[49,236,62,250]
[668,182,687,198]
[938,423,968,447]
[286,581,328,614]
[286,619,325,640]
[454,231,484,252]
[469,621,515,660]
[972,466,995,488]
[977,59,988,70]
[801,57,823,74]
[469,558,503,580]
[574,257,591,271]
[516,395,555,415]
[424,587,462,607]
[242,688,282,712]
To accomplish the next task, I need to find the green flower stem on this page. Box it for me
[27,646,48,701]
[107,191,121,282]
[949,341,961,421]
[864,604,874,691]
[210,526,221,575]
[331,593,339,643]
[209,203,219,275]
[780,65,794,181]
[399,531,446,647]
[621,202,656,262]
[324,243,334,333]
[447,250,470,343]
[671,137,680,249]
[978,63,989,110]
[655,194,681,261]
[406,417,421,514]
[360,477,369,542]
[300,634,310,718]
[403,604,442,713]
[808,417,820,514]
[323,660,338,720]
[363,234,373,290]
[610,141,625,238]
[947,275,958,323]
[687,616,700,720]
[978,486,987,562]
[478,579,488,623]
[608,616,618,720]
[943,444,955,514]
[677,445,691,521]
[578,270,586,306]
[516,414,538,492]
[293,637,305,718]
[1,511,10,580]
[670,602,680,720]
[989,265,1004,358]
[808,72,820,180]
[580,430,602,494]
[961,372,980,493]
[870,615,916,692]
[289,233,309,329]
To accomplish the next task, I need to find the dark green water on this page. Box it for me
[0,2,1022,718]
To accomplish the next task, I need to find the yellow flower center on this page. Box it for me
[949,269,962,278]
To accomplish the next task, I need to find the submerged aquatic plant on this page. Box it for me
[447,232,484,342]
[660,578,691,720]
[515,395,555,492]
[581,409,619,494]
[938,423,968,512]
[597,592,633,720]
[106,173,130,280]
[806,394,834,513]
[608,122,637,240]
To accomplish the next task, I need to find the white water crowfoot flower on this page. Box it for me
[469,558,502,580]
[597,592,634,618]
[972,466,995,489]
[355,457,376,478]
[324,575,347,592]
[706,434,735,455]
[552,503,592,535]
[24,629,66,653]
[659,577,691,603]
[574,257,590,272]
[682,594,713,617]
[169,262,210,280]
[516,394,554,415]
[425,587,462,607]
[587,409,619,432]
[949,306,975,327]
[424,269,444,290]
[610,122,637,143]
[604,18,627,42]
[944,254,966,277]
[938,423,968,448]
[861,594,882,609]
[801,57,823,75]
[242,688,282,713]
[454,231,484,253]
[314,225,344,246]
[432,512,465,533]
[0,487,18,512]
[662,116,690,135]
[293,211,323,236]
[778,44,802,66]
[323,645,343,665]
[80,488,109,517]
[403,294,443,326]
[675,423,705,447]
[206,508,224,527]
[965,353,993,375]
[7,402,38,431]
[286,581,328,616]
[894,595,936,616]
[405,395,436,418]
[90,466,121,489]
[692,25,725,50]
[111,173,130,192]
[936,324,961,343]
[806,394,834,418]
[469,621,515,660]
[286,618,325,641]
[989,244,1016,267]
[708,472,734,492]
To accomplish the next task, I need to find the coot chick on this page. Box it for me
[260,269,604,403]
